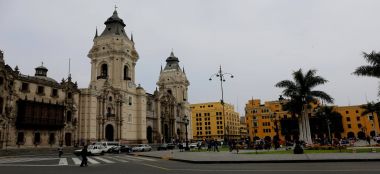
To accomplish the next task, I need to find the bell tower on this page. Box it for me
[157,51,190,103]
[88,9,139,90]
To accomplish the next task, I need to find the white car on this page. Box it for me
[94,141,120,152]
[74,145,106,156]
[189,143,198,149]
[132,144,152,152]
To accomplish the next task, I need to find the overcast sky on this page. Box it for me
[1,0,379,115]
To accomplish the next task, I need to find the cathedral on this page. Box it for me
[0,9,191,148]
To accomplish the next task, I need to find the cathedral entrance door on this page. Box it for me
[105,124,114,141]
[164,124,169,143]
[147,126,153,143]
[65,133,71,146]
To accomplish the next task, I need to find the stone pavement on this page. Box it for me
[132,149,380,163]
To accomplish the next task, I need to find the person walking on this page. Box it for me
[80,145,88,167]
[214,139,219,152]
[58,145,63,158]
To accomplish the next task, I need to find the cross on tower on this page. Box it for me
[114,5,118,11]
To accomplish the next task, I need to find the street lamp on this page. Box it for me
[209,65,234,143]
[270,112,280,149]
[183,115,190,151]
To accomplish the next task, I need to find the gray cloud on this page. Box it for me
[1,0,379,114]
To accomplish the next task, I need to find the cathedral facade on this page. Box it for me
[0,10,191,148]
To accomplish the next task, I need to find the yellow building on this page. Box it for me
[245,99,288,142]
[334,105,379,139]
[191,102,240,141]
[239,117,248,140]
[245,98,380,143]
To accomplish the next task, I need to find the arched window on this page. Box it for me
[124,65,130,80]
[101,64,108,78]
[167,89,172,95]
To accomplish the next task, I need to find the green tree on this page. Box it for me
[353,51,380,95]
[275,69,334,144]
[313,106,343,143]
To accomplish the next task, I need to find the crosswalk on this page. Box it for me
[0,155,156,166]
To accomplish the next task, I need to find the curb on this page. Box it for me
[131,154,380,164]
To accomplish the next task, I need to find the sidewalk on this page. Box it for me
[131,149,380,163]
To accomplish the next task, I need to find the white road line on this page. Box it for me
[93,156,115,163]
[0,158,56,164]
[58,158,68,165]
[108,156,129,163]
[130,156,156,161]
[71,157,82,165]
[86,157,100,164]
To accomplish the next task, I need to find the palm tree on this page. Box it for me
[276,69,334,145]
[314,106,343,144]
[353,51,380,95]
[361,102,380,137]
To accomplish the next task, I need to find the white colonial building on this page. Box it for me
[0,9,191,148]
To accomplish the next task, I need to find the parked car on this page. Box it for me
[74,144,106,156]
[189,143,198,149]
[132,144,152,152]
[157,143,176,151]
[94,141,120,153]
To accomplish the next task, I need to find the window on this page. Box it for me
[358,124,362,129]
[347,124,351,128]
[346,111,349,114]
[17,132,25,145]
[21,82,29,92]
[100,64,108,79]
[107,107,112,117]
[128,114,132,123]
[34,132,41,145]
[124,65,130,80]
[129,96,132,105]
[52,89,58,97]
[167,89,172,95]
[37,86,44,95]
[49,133,55,145]
[356,117,360,121]
[0,77,3,85]
[109,96,112,102]
[67,92,72,99]
[346,117,351,122]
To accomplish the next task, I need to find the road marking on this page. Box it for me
[108,156,129,163]
[86,157,100,164]
[129,156,156,161]
[142,164,169,171]
[72,157,81,165]
[93,156,114,163]
[0,157,57,164]
[58,158,68,165]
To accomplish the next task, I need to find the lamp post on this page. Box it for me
[209,65,234,143]
[183,115,190,151]
[270,112,280,149]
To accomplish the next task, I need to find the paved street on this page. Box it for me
[1,153,380,174]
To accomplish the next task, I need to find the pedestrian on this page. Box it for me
[366,136,371,145]
[58,145,63,158]
[179,142,183,152]
[80,145,88,167]
[197,141,202,151]
[214,139,219,152]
